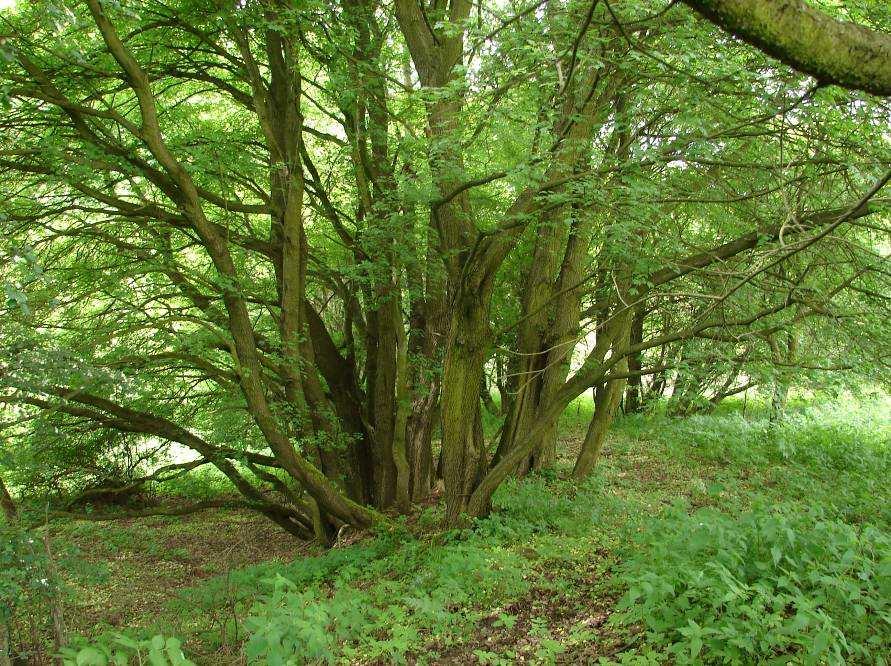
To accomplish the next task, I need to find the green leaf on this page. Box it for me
[76,647,108,666]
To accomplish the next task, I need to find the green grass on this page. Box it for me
[36,395,891,664]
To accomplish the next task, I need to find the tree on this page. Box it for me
[1,0,888,537]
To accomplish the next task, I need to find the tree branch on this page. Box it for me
[681,0,891,96]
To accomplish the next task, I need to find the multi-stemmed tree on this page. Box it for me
[1,0,888,538]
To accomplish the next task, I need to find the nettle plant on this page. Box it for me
[613,502,891,664]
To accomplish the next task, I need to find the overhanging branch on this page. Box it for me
[681,0,891,96]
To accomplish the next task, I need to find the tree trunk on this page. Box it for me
[369,295,399,508]
[480,377,499,416]
[406,223,445,501]
[493,86,628,472]
[440,296,491,524]
[392,287,412,512]
[407,384,438,500]
[570,305,634,477]
[495,202,571,473]
[624,306,645,413]
[768,329,797,422]
[493,206,594,472]
[573,368,627,479]
[304,304,374,503]
[770,381,789,420]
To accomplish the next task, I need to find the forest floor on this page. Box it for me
[49,396,889,664]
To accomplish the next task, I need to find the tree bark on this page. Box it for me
[440,295,491,523]
[624,306,646,413]
[572,305,633,478]
[573,368,626,479]
[407,384,438,500]
[392,286,412,513]
[681,0,891,96]
[495,204,570,474]
[493,83,618,474]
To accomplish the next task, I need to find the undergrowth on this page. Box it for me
[43,396,891,664]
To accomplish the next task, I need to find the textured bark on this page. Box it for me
[681,0,891,96]
[440,296,492,523]
[668,347,703,416]
[407,383,438,500]
[467,384,571,519]
[624,307,646,413]
[396,0,491,523]
[370,297,399,508]
[406,221,447,500]
[304,304,373,503]
[496,80,629,473]
[528,202,602,462]
[494,94,616,472]
[496,203,570,473]
[571,301,633,478]
[392,287,412,512]
[260,23,355,525]
[495,216,589,472]
[348,0,402,510]
[480,378,499,416]
[573,367,627,479]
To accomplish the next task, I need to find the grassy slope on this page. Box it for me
[54,395,890,664]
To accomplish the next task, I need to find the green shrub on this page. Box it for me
[624,399,890,526]
[59,634,194,665]
[238,531,530,663]
[483,476,580,538]
[613,503,890,664]
[1,523,90,663]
